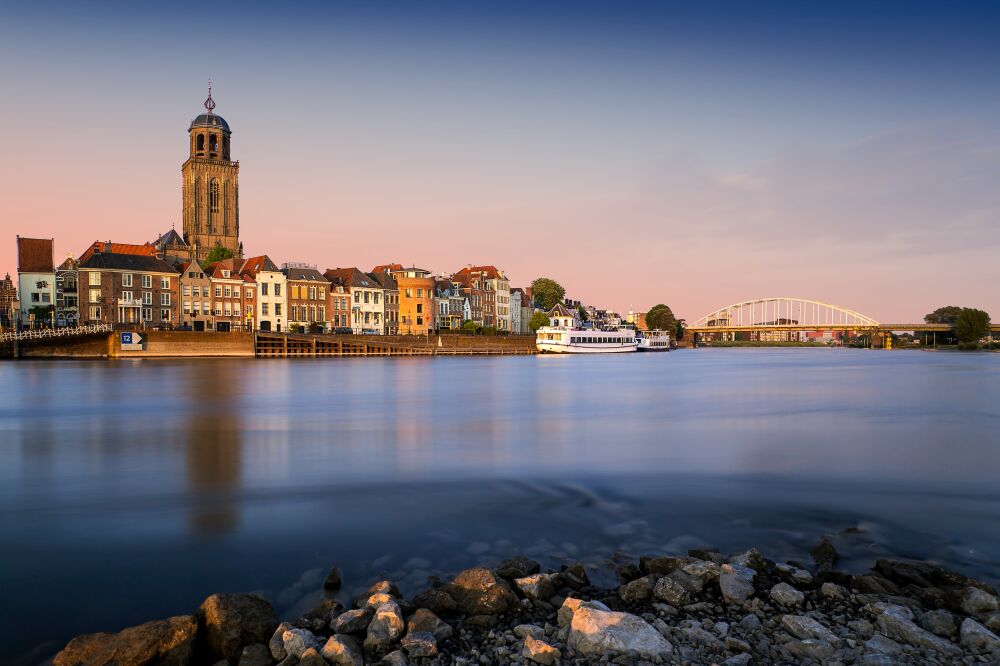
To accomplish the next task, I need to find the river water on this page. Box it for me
[2,350,999,662]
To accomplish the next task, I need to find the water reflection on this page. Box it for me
[184,363,242,535]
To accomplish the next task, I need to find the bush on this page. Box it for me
[481,326,497,336]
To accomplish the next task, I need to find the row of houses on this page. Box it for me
[6,236,541,335]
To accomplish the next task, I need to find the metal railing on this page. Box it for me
[0,323,112,343]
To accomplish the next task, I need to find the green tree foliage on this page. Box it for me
[645,304,676,333]
[204,246,235,265]
[462,320,481,333]
[955,308,990,344]
[529,311,550,331]
[530,278,566,311]
[577,305,589,323]
[674,318,686,340]
[924,306,963,325]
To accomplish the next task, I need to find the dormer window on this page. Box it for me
[222,270,230,278]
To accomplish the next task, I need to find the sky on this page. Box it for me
[1,1,999,323]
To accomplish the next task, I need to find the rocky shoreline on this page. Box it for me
[51,538,1000,665]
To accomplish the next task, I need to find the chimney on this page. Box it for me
[104,241,113,254]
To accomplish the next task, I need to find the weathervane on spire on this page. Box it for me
[204,79,216,114]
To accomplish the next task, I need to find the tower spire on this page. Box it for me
[204,80,216,114]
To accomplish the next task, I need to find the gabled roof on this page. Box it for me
[453,264,505,280]
[372,263,404,274]
[369,271,398,290]
[283,266,329,282]
[240,255,279,277]
[79,241,157,263]
[57,256,78,271]
[548,302,575,318]
[154,229,187,248]
[17,237,54,273]
[324,267,380,289]
[204,258,244,279]
[78,252,179,274]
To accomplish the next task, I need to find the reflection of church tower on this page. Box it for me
[182,84,242,261]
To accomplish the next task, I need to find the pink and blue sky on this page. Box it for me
[2,1,999,322]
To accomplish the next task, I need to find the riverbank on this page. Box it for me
[50,537,1000,665]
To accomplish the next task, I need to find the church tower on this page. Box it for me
[182,85,242,261]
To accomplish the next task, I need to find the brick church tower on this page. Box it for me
[181,85,242,261]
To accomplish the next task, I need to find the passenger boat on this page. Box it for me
[535,326,638,354]
[637,330,671,352]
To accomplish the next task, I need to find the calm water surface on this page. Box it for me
[2,350,999,663]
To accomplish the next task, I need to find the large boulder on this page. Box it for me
[870,603,961,656]
[364,600,405,655]
[406,608,453,642]
[557,597,610,628]
[568,606,673,659]
[198,593,279,662]
[495,556,541,580]
[447,567,518,615]
[53,615,197,666]
[321,634,364,666]
[514,573,560,601]
[960,618,1000,652]
[719,564,756,604]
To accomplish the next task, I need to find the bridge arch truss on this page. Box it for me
[689,298,880,330]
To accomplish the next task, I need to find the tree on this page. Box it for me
[529,311,550,331]
[924,306,963,325]
[462,320,481,333]
[204,246,235,265]
[645,304,676,333]
[577,305,589,323]
[530,278,566,311]
[955,308,990,344]
[674,318,686,340]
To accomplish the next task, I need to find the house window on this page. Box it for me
[354,292,360,303]
[183,285,191,296]
[261,283,269,296]
[184,301,191,314]
[224,286,231,298]
[31,293,40,303]
[161,277,170,289]
[291,305,298,321]
[90,306,101,320]
[121,291,133,302]
[308,286,316,300]
[246,288,253,298]
[141,275,151,288]
[142,308,152,321]
[416,304,423,314]
[142,292,152,305]
[161,309,171,321]
[309,305,316,321]
[274,283,281,296]
[373,292,380,304]
[417,316,423,326]
[215,304,223,316]
[417,288,423,298]
[364,292,370,304]
[405,289,412,298]
[122,274,133,287]
[318,306,325,321]
[222,270,230,278]
[89,271,101,286]
[89,289,101,303]
[274,303,281,315]
[215,286,222,298]
[160,293,171,306]
[318,288,324,300]
[262,303,269,316]
[225,306,231,317]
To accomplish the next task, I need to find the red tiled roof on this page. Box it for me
[17,237,54,273]
[78,241,157,263]
[240,255,279,277]
[453,265,504,279]
[372,263,404,274]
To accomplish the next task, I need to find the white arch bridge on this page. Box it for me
[688,298,880,333]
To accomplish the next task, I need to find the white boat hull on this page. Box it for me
[537,341,638,354]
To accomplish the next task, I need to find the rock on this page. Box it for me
[364,601,405,655]
[514,624,545,640]
[770,582,805,607]
[775,562,814,586]
[198,593,280,663]
[639,555,691,575]
[872,603,961,655]
[737,614,761,632]
[464,614,497,628]
[680,560,720,583]
[961,586,1000,615]
[557,597,610,627]
[324,566,343,590]
[811,536,838,570]
[785,639,834,661]
[495,556,541,579]
[688,548,724,564]
[780,615,840,645]
[821,582,849,599]
[653,575,690,606]
[676,623,723,650]
[522,635,560,665]
[848,619,874,638]
[724,654,751,666]
[960,617,1000,652]
[725,636,750,653]
[719,564,756,603]
[299,599,343,633]
[297,647,326,666]
[367,580,402,599]
[619,575,655,603]
[406,608,453,642]
[447,567,518,615]
[282,628,322,658]
[53,615,197,666]
[864,634,903,655]
[269,622,292,661]
[364,593,395,611]
[875,558,995,594]
[381,649,408,666]
[561,562,590,588]
[920,609,957,638]
[568,606,673,659]
[983,612,1000,634]
[400,631,437,657]
[238,643,273,666]
[410,587,457,614]
[514,573,560,601]
[859,654,896,666]
[853,575,901,595]
[321,634,363,666]
[332,608,374,635]
[276,657,298,666]
[729,548,767,572]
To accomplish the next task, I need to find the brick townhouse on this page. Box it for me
[284,266,329,333]
[78,246,179,326]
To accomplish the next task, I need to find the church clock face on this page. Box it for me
[182,85,241,262]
